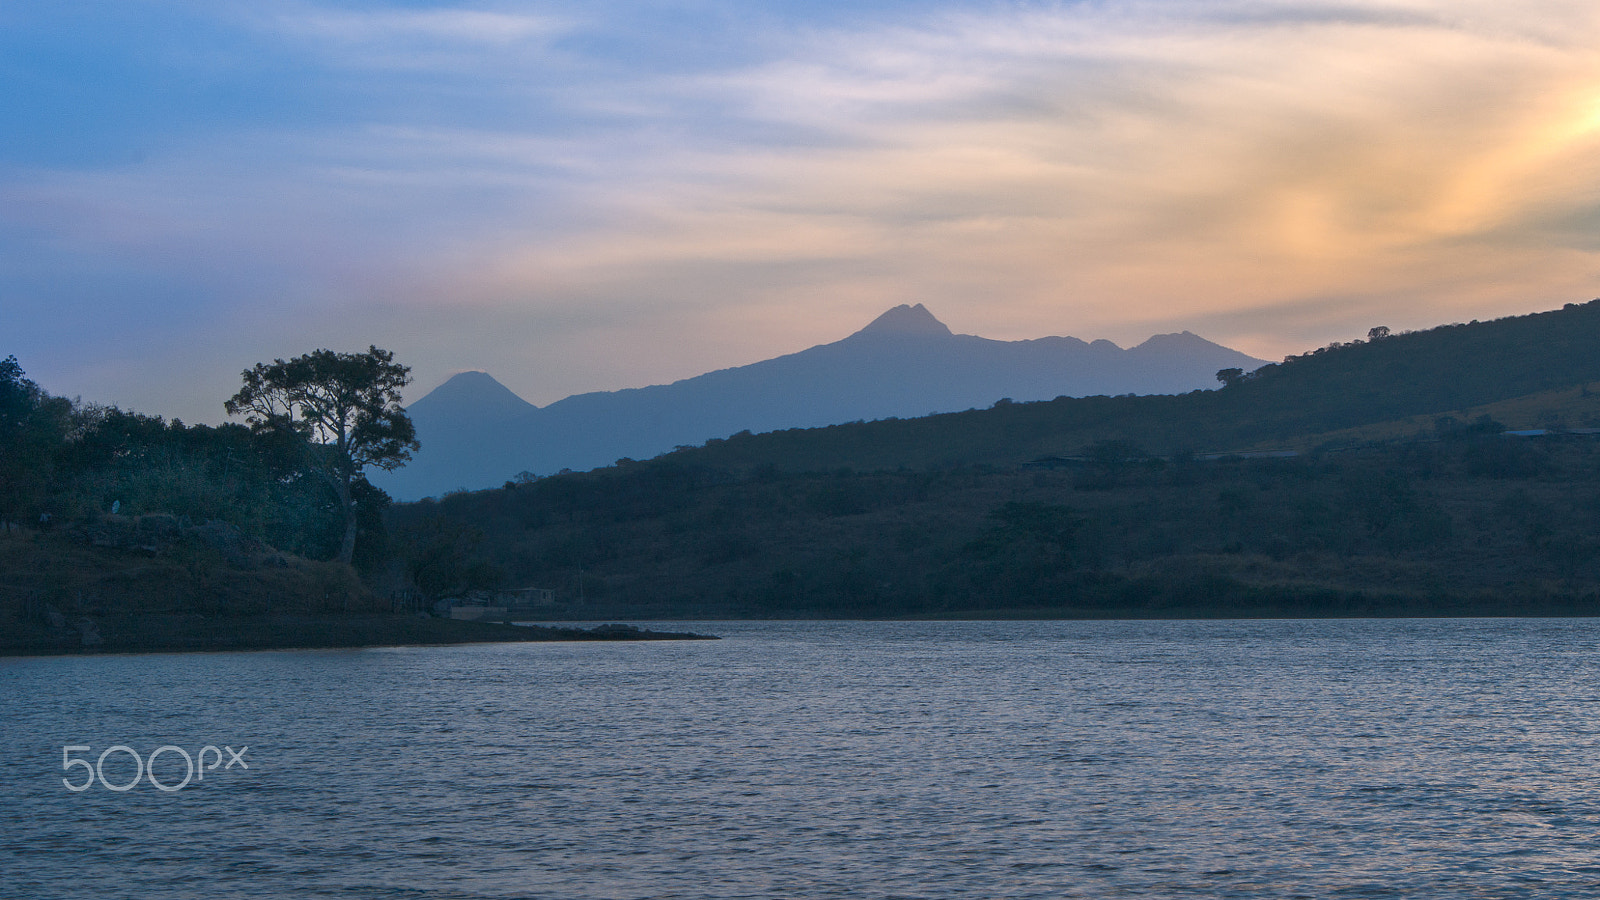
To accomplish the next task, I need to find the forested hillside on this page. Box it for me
[390,433,1600,619]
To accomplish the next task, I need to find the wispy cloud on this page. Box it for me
[274,5,570,53]
[286,8,561,43]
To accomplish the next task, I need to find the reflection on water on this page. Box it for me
[5,619,1600,898]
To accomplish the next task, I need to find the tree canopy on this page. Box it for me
[0,356,73,529]
[225,346,417,564]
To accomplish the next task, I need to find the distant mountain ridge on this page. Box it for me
[373,305,1267,499]
[662,298,1600,476]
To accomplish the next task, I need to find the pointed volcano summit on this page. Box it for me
[408,370,536,422]
[855,303,953,338]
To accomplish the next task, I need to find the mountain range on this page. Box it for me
[372,304,1266,499]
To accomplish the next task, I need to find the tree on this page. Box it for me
[0,356,73,531]
[1215,367,1245,388]
[225,346,418,565]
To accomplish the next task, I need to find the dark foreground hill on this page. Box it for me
[374,304,1265,499]
[0,518,714,655]
[388,299,1600,619]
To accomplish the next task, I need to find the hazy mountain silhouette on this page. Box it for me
[374,305,1266,499]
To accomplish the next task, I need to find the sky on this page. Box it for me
[5,0,1600,423]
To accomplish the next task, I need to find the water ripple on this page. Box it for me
[5,619,1600,898]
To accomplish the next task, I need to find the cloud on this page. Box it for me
[7,0,1600,419]
[479,0,1600,349]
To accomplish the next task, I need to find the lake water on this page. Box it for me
[5,619,1600,898]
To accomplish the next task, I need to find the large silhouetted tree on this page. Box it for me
[225,346,417,564]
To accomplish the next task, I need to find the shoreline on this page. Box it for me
[0,613,717,657]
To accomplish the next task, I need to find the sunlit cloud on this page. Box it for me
[483,0,1600,350]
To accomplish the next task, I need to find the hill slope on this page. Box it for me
[667,300,1600,472]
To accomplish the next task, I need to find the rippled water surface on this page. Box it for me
[6,619,1600,898]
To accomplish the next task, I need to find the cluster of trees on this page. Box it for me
[0,348,415,570]
[0,356,73,533]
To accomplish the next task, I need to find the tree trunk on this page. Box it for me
[335,476,358,566]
